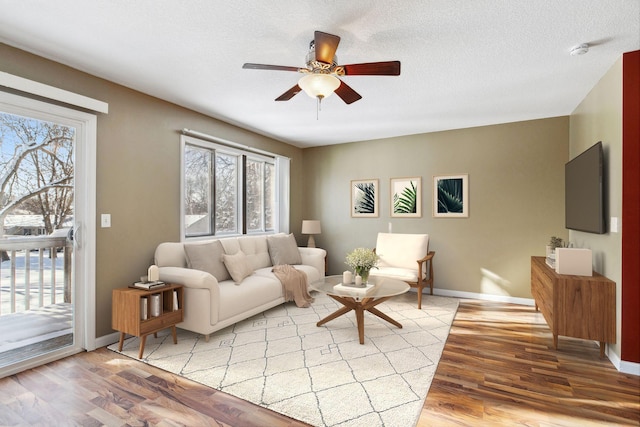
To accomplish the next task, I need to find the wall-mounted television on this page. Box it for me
[565,141,605,234]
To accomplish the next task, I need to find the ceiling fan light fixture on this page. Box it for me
[298,74,340,99]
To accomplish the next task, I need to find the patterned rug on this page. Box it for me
[108,292,458,427]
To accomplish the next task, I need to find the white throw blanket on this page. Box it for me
[272,264,314,308]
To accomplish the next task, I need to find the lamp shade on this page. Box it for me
[298,74,340,99]
[301,220,321,234]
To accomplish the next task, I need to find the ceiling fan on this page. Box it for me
[242,31,401,106]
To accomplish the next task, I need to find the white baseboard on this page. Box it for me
[95,331,120,349]
[607,347,640,376]
[430,288,536,306]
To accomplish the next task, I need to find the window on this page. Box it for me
[181,134,286,239]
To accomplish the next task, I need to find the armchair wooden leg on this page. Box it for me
[417,285,423,309]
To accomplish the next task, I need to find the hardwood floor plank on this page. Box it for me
[422,300,640,426]
[0,298,637,426]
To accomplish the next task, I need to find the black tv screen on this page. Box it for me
[565,141,605,234]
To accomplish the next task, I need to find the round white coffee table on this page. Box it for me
[310,275,410,344]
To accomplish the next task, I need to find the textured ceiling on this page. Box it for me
[1,1,638,147]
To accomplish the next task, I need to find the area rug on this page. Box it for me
[108,292,459,427]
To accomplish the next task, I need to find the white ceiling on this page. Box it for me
[1,1,638,148]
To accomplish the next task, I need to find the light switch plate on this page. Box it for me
[101,214,111,228]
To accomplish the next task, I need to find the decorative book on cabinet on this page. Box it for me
[112,284,183,359]
[530,256,615,357]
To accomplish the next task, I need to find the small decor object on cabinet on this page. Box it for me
[546,236,565,268]
[555,248,593,276]
[131,280,165,290]
[140,297,148,320]
[173,290,179,310]
[351,179,379,217]
[391,177,421,217]
[148,264,160,282]
[150,294,161,317]
[433,174,469,218]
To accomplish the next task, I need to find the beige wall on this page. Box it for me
[569,57,623,357]
[303,117,569,299]
[2,41,571,340]
[0,43,305,337]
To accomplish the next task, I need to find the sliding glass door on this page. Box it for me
[0,91,96,377]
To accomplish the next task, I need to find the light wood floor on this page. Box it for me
[420,300,640,426]
[0,300,638,426]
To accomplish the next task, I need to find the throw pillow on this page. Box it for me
[222,250,254,284]
[267,233,302,265]
[184,240,231,282]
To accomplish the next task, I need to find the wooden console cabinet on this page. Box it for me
[112,284,183,358]
[531,256,615,357]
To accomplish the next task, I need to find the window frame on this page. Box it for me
[180,134,284,241]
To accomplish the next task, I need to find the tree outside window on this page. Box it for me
[182,138,276,238]
[0,112,74,237]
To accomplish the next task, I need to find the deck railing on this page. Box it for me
[0,236,72,316]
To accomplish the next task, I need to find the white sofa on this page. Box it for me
[154,233,326,340]
[369,232,434,309]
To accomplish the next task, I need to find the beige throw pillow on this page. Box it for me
[222,250,254,284]
[267,233,302,266]
[184,240,231,282]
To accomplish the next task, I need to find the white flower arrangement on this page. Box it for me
[345,247,380,276]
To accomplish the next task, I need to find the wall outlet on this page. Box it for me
[101,214,111,228]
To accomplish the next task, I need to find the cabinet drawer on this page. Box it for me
[140,309,183,335]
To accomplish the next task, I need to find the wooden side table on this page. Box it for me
[112,284,183,358]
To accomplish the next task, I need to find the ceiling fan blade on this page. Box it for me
[334,80,362,104]
[275,84,302,101]
[243,63,301,72]
[314,31,340,64]
[341,61,401,76]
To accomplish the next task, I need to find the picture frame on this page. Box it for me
[433,174,469,218]
[391,177,422,217]
[351,179,379,217]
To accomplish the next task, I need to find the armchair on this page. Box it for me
[369,232,435,309]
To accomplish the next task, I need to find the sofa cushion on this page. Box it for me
[222,250,254,283]
[183,240,231,282]
[369,266,421,282]
[267,233,302,265]
[238,235,272,270]
[219,237,241,256]
[217,276,282,321]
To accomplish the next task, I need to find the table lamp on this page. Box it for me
[301,220,321,248]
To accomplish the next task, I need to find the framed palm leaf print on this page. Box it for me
[351,179,379,217]
[433,174,469,218]
[391,177,421,217]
